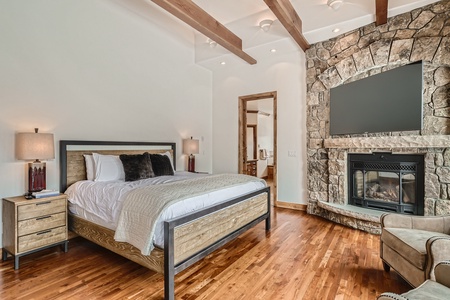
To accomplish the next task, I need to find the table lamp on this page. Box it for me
[16,128,55,193]
[183,137,199,172]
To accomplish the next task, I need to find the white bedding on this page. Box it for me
[65,172,266,248]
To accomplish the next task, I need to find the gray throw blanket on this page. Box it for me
[114,174,266,255]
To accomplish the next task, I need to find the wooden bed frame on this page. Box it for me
[59,140,271,300]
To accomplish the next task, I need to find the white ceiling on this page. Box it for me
[190,0,440,70]
[124,0,440,71]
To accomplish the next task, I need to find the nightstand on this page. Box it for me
[2,194,68,269]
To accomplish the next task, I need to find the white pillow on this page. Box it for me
[83,154,95,181]
[92,153,125,181]
[161,151,175,172]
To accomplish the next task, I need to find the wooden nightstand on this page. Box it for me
[2,194,68,269]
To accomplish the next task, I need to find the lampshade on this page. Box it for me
[16,129,55,161]
[183,137,199,155]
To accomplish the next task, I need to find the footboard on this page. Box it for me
[164,187,271,300]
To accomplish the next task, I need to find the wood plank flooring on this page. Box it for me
[0,208,411,299]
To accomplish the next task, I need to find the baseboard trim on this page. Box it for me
[275,201,307,211]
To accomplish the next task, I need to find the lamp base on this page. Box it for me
[28,161,46,193]
[188,154,196,172]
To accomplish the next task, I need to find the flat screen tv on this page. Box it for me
[329,61,423,135]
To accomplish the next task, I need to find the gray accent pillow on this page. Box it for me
[119,152,155,181]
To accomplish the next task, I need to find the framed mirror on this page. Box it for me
[246,125,257,160]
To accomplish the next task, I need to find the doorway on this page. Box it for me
[239,91,277,204]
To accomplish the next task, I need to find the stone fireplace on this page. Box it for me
[305,1,450,234]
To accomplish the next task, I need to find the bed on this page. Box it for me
[59,140,271,299]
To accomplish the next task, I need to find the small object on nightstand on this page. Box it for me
[2,194,68,269]
[32,189,60,198]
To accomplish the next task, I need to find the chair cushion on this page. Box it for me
[381,228,449,269]
[402,280,450,299]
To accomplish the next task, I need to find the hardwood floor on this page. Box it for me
[0,208,411,299]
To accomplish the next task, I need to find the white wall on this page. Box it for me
[0,1,213,245]
[212,48,308,204]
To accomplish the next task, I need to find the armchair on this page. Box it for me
[380,213,450,287]
[377,261,450,300]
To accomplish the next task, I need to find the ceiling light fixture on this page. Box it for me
[220,61,226,65]
[332,28,340,33]
[270,49,277,53]
[327,0,343,11]
[259,19,273,32]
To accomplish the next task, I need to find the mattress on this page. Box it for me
[65,172,266,248]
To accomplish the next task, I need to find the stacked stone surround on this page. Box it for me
[305,0,450,232]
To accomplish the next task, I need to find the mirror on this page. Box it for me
[246,125,257,160]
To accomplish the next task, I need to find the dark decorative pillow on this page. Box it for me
[119,152,155,181]
[150,154,175,176]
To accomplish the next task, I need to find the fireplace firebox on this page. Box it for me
[348,153,424,215]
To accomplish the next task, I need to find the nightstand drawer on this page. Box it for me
[18,226,66,253]
[18,212,66,236]
[18,199,66,221]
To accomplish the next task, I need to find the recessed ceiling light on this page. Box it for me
[270,49,277,53]
[332,28,340,33]
[220,61,226,65]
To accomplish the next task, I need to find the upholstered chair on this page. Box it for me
[377,261,450,300]
[380,213,450,287]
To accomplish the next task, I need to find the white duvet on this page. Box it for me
[65,172,266,248]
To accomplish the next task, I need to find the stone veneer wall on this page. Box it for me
[305,0,450,223]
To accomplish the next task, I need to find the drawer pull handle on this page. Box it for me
[36,216,51,221]
[37,230,52,235]
[36,201,51,206]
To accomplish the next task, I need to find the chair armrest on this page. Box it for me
[377,292,408,300]
[380,213,413,229]
[425,237,450,281]
[435,261,450,288]
[381,213,450,232]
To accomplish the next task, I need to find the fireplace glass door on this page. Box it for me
[349,153,424,215]
[353,170,416,204]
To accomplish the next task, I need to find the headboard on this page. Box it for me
[59,140,176,192]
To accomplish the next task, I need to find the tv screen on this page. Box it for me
[329,61,423,135]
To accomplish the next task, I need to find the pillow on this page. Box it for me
[83,154,95,181]
[161,151,175,172]
[150,153,175,176]
[92,153,125,181]
[119,152,155,181]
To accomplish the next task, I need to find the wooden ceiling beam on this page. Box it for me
[376,0,388,26]
[263,0,310,52]
[151,0,257,65]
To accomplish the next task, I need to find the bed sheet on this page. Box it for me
[65,172,266,248]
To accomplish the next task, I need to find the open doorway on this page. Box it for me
[239,91,277,204]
